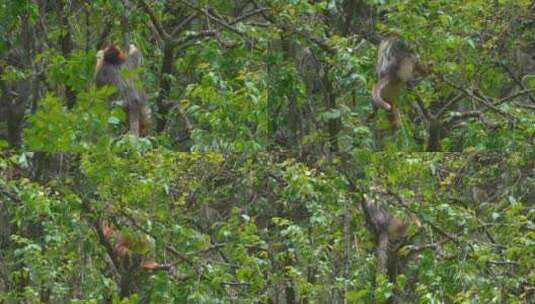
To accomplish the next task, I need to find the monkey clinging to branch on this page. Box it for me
[99,221,159,271]
[372,36,428,129]
[95,44,152,136]
[361,193,421,290]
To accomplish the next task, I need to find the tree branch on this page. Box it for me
[138,0,172,41]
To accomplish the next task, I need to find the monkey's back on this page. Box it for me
[95,64,145,107]
[376,37,414,81]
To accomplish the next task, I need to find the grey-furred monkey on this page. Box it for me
[361,194,421,281]
[95,44,152,136]
[372,36,428,129]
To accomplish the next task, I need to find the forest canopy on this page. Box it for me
[0,0,534,303]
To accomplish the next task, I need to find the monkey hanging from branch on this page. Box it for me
[361,194,419,276]
[95,44,152,136]
[99,221,160,271]
[361,192,422,304]
[372,36,429,129]
[95,220,162,298]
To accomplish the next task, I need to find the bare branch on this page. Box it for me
[444,111,482,129]
[171,13,200,37]
[229,7,270,25]
[177,0,253,43]
[495,89,535,106]
[414,93,433,121]
[138,0,172,41]
[495,60,535,104]
[436,93,466,118]
[441,76,516,121]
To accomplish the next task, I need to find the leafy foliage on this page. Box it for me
[1,0,534,303]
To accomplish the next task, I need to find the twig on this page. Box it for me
[441,76,515,120]
[496,61,535,104]
[495,89,535,106]
[177,0,253,42]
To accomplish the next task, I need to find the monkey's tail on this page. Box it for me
[372,77,392,111]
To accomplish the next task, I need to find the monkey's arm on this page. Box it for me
[372,77,393,111]
[126,44,141,69]
[95,50,105,75]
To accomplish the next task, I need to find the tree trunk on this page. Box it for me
[323,71,339,152]
[6,13,34,149]
[155,42,176,132]
[427,120,443,152]
[57,0,76,109]
[281,35,302,153]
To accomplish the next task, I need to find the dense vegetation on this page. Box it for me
[1,0,534,303]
